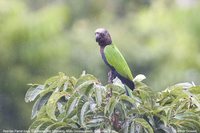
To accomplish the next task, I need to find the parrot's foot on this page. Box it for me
[108,71,113,83]
[107,70,114,98]
[108,70,116,83]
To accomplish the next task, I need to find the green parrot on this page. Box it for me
[95,28,135,93]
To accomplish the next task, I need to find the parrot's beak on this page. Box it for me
[95,33,101,42]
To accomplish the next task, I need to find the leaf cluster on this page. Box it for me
[25,72,200,133]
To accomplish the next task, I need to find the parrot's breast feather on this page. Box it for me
[104,44,134,80]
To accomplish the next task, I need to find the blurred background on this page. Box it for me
[0,0,200,130]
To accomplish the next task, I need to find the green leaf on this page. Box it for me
[65,95,78,117]
[106,84,125,95]
[191,96,200,110]
[63,118,80,128]
[132,118,154,133]
[75,81,94,96]
[174,112,199,121]
[68,76,77,87]
[119,94,136,105]
[79,101,90,127]
[40,83,58,97]
[25,85,44,102]
[46,91,68,120]
[26,72,200,132]
[86,117,105,128]
[134,81,149,90]
[40,73,69,96]
[95,84,102,106]
[109,97,118,118]
[43,122,66,133]
[104,97,114,115]
[75,74,98,88]
[179,119,200,131]
[57,72,68,89]
[33,123,45,133]
[130,121,136,133]
[64,77,77,93]
[189,86,200,94]
[87,117,105,124]
[44,75,59,86]
[157,124,176,133]
[31,92,52,119]
[116,103,127,119]
[34,121,54,132]
[29,118,53,130]
[77,95,90,126]
[121,121,129,133]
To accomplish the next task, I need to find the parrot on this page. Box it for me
[95,28,135,93]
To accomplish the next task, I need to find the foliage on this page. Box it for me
[1,0,200,129]
[25,72,200,132]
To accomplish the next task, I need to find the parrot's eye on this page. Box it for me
[100,33,104,37]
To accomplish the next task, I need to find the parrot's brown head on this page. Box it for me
[95,28,112,47]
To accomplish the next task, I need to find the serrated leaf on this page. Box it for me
[66,109,78,119]
[133,118,154,133]
[52,126,67,133]
[189,86,200,94]
[179,119,200,131]
[44,76,59,86]
[191,97,200,110]
[29,118,53,130]
[40,82,58,97]
[157,124,176,133]
[104,97,114,115]
[75,81,94,96]
[183,90,200,110]
[63,118,80,128]
[77,96,88,126]
[109,98,118,118]
[174,112,199,121]
[66,96,78,117]
[79,101,90,126]
[95,84,102,106]
[87,117,105,124]
[31,92,52,119]
[106,84,125,95]
[58,72,65,77]
[121,121,129,133]
[43,122,66,133]
[26,72,200,132]
[134,81,149,90]
[46,91,68,120]
[57,72,68,89]
[130,121,136,133]
[119,95,135,105]
[86,117,107,129]
[69,76,77,86]
[25,85,45,102]
[34,121,54,132]
[33,122,45,133]
[86,123,102,129]
[75,74,98,88]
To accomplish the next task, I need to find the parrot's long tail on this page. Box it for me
[121,78,135,91]
[119,77,135,96]
[114,71,135,91]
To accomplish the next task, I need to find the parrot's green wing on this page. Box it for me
[104,44,134,80]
